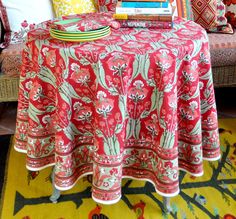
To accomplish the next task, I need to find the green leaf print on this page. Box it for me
[150,87,158,112]
[60,81,81,99]
[103,136,120,155]
[38,66,56,87]
[95,129,104,137]
[121,33,136,42]
[119,95,127,122]
[105,45,122,53]
[132,54,150,80]
[64,122,83,141]
[190,39,202,58]
[112,135,120,155]
[140,110,149,119]
[159,118,166,129]
[93,61,108,89]
[81,96,92,103]
[189,120,201,136]
[157,91,164,116]
[164,83,173,92]
[126,118,134,139]
[79,56,91,66]
[28,104,45,124]
[115,123,123,134]
[133,119,141,139]
[160,130,175,149]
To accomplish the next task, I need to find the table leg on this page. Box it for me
[49,167,61,203]
[163,197,172,213]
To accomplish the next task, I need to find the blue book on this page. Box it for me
[121,1,169,8]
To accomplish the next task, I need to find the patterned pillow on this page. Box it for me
[223,0,236,28]
[191,0,234,33]
[0,0,55,45]
[52,0,96,17]
[96,0,194,20]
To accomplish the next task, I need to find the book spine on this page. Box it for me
[115,6,172,15]
[121,1,169,8]
[118,20,173,29]
[113,13,173,21]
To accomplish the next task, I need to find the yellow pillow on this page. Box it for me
[52,0,96,17]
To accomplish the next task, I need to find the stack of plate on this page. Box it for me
[49,19,111,42]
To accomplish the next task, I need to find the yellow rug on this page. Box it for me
[1,119,236,219]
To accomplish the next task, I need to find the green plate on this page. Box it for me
[50,28,110,39]
[50,26,110,37]
[53,18,82,25]
[50,29,111,42]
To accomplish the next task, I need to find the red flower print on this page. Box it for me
[45,50,56,67]
[30,82,42,101]
[109,168,118,175]
[21,20,28,28]
[164,161,173,168]
[128,80,148,102]
[225,11,236,27]
[96,95,114,117]
[182,144,200,163]
[29,24,35,30]
[224,0,236,5]
[140,151,149,162]
[145,119,158,136]
[74,105,92,122]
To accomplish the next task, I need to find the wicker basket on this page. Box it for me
[212,65,236,88]
[0,75,19,102]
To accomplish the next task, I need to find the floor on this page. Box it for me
[0,87,236,135]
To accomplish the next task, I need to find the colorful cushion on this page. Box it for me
[223,0,236,28]
[0,0,55,45]
[52,0,96,17]
[96,0,193,20]
[0,43,24,77]
[191,0,234,33]
[191,0,218,29]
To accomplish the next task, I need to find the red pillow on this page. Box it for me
[224,0,236,28]
[191,0,234,33]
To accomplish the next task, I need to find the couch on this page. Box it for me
[0,22,236,103]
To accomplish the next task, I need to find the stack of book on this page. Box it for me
[113,0,174,29]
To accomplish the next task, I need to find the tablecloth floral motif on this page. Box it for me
[14,15,220,204]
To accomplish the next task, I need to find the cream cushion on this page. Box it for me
[0,0,55,44]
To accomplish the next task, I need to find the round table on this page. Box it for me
[15,15,220,204]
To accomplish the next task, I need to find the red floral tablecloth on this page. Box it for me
[14,16,220,204]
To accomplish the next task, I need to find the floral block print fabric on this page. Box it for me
[52,0,96,17]
[191,0,233,33]
[0,0,55,45]
[50,12,120,32]
[224,0,236,28]
[14,16,220,204]
[95,0,194,20]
